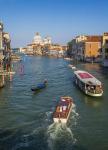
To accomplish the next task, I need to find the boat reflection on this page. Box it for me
[84,96,103,107]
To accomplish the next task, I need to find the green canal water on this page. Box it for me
[0,56,108,150]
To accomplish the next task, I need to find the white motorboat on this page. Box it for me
[74,70,103,97]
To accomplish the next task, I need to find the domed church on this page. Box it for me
[33,32,42,45]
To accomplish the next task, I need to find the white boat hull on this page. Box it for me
[72,67,76,69]
[76,83,103,97]
[53,118,67,123]
[86,91,103,97]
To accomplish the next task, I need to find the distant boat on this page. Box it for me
[31,80,47,92]
[74,70,103,97]
[53,96,73,124]
[64,57,73,61]
[68,64,76,70]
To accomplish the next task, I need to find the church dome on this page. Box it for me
[33,32,42,44]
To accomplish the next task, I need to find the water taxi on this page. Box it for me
[74,70,103,97]
[53,96,73,123]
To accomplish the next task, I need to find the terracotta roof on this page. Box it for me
[27,44,36,46]
[86,36,102,42]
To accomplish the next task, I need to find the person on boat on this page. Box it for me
[87,86,91,91]
[44,79,47,84]
[31,79,47,91]
[37,79,47,88]
[89,86,95,93]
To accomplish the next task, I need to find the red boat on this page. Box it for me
[53,97,73,123]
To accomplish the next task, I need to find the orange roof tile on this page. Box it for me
[86,36,102,42]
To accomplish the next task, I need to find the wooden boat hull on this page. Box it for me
[31,83,46,92]
[53,104,72,123]
[53,97,73,124]
[31,88,42,91]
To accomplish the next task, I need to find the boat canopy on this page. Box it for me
[78,72,93,79]
[74,70,101,86]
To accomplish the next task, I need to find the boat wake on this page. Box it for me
[47,103,79,150]
[69,103,79,126]
[47,123,76,150]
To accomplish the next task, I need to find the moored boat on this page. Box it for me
[68,64,76,70]
[74,70,103,97]
[53,96,73,123]
[64,57,73,61]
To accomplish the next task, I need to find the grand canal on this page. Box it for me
[0,56,108,150]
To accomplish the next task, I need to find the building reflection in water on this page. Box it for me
[83,63,101,71]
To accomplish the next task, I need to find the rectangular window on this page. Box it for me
[105,40,108,44]
[105,48,108,59]
[105,48,108,53]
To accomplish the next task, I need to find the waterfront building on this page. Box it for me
[102,33,108,67]
[0,22,11,87]
[47,44,67,57]
[19,47,27,53]
[33,44,43,55]
[0,22,4,64]
[67,38,76,57]
[48,49,59,56]
[83,36,102,62]
[26,44,34,55]
[22,32,66,57]
[22,32,52,55]
[3,32,11,56]
[0,22,3,50]
[43,36,51,45]
[0,22,11,70]
[33,32,52,46]
[25,43,43,55]
[68,35,102,62]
